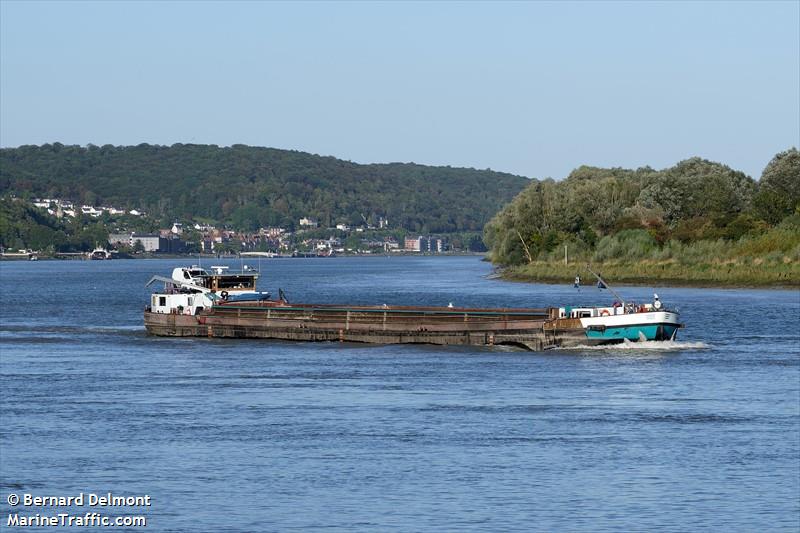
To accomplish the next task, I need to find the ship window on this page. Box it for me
[159,296,166,306]
[216,276,255,289]
[188,297,193,306]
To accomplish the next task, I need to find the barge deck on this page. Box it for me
[144,302,585,350]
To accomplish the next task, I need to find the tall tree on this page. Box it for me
[754,148,800,224]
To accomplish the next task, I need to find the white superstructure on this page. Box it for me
[146,265,269,315]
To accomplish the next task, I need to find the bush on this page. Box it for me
[613,215,645,232]
[721,214,762,240]
[735,225,800,256]
[593,229,658,262]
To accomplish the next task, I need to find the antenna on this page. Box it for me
[585,264,626,307]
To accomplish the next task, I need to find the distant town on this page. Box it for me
[2,197,473,259]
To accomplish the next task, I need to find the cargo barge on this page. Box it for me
[144,266,683,351]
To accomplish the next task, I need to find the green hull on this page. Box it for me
[585,324,679,343]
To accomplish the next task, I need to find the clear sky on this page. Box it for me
[1,1,798,180]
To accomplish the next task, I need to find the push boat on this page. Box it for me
[90,248,112,260]
[144,266,683,351]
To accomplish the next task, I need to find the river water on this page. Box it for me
[1,256,798,532]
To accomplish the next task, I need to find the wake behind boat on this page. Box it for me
[143,265,683,350]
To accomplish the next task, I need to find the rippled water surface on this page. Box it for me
[1,257,798,531]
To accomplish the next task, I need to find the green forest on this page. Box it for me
[484,148,800,286]
[0,143,528,233]
[0,198,115,254]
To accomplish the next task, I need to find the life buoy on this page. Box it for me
[220,291,229,300]
[600,309,610,317]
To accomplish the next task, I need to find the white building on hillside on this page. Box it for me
[299,217,318,228]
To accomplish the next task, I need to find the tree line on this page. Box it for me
[0,143,529,234]
[0,199,113,253]
[484,148,799,266]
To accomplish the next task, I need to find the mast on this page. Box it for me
[585,264,626,307]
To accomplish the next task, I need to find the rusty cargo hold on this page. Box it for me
[144,301,587,351]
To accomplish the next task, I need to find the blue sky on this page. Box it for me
[1,1,798,180]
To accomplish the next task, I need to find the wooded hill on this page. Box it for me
[0,143,529,233]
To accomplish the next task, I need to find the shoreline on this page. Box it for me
[500,272,798,290]
[496,262,800,290]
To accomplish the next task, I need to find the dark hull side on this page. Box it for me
[144,303,594,351]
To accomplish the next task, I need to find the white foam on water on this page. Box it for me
[91,325,145,331]
[563,339,712,351]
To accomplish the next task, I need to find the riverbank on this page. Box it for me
[500,259,800,288]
